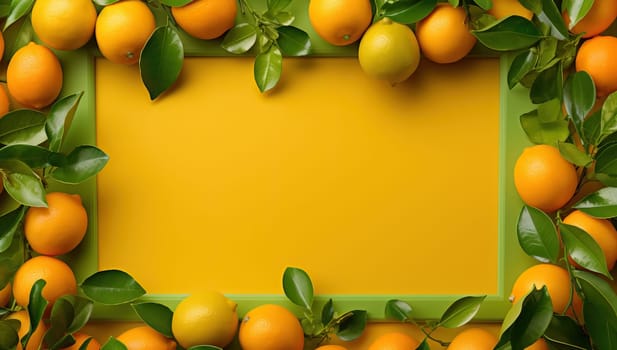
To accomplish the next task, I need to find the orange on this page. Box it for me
[0,84,9,117]
[0,282,11,307]
[415,3,477,64]
[488,0,533,20]
[448,328,498,350]
[62,332,101,350]
[576,35,617,97]
[116,326,176,350]
[6,42,63,109]
[238,304,304,350]
[526,338,550,350]
[564,0,617,38]
[0,30,4,61]
[95,0,156,65]
[24,192,88,256]
[513,144,578,213]
[31,0,97,50]
[367,332,419,350]
[6,310,48,350]
[308,0,372,46]
[563,210,617,271]
[171,0,237,40]
[510,263,581,314]
[316,346,348,350]
[12,255,77,309]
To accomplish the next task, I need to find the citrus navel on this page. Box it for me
[32,0,97,50]
[367,332,420,350]
[488,0,533,20]
[308,0,372,46]
[12,255,77,308]
[239,304,304,350]
[448,328,498,350]
[62,332,101,350]
[564,0,617,38]
[171,0,237,40]
[116,326,176,350]
[6,310,48,350]
[563,210,617,271]
[576,35,617,97]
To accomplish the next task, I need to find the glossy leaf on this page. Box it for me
[0,235,24,288]
[473,0,491,10]
[101,337,127,350]
[0,144,63,168]
[530,62,563,104]
[0,320,19,350]
[0,159,47,207]
[517,205,560,263]
[321,298,334,325]
[519,0,541,13]
[544,314,592,350]
[583,110,602,146]
[51,145,109,184]
[282,267,313,309]
[267,0,292,13]
[510,286,553,349]
[438,295,486,328]
[595,142,617,178]
[221,23,257,54]
[472,16,542,51]
[78,338,96,350]
[560,223,611,277]
[385,299,412,322]
[46,92,83,153]
[381,0,438,24]
[558,142,592,167]
[0,206,25,253]
[254,45,282,92]
[45,297,75,349]
[600,92,617,141]
[574,187,617,218]
[23,279,48,349]
[508,49,538,89]
[160,0,191,5]
[277,26,310,56]
[140,26,184,100]
[0,109,47,145]
[564,71,595,140]
[0,194,20,217]
[574,270,617,348]
[537,0,569,40]
[563,0,594,28]
[81,270,146,305]
[4,0,34,30]
[132,302,173,338]
[520,109,569,145]
[53,295,94,334]
[582,301,617,350]
[336,310,367,341]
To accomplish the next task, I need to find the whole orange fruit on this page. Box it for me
[0,282,11,307]
[62,332,101,350]
[448,328,498,350]
[563,210,617,271]
[7,42,63,109]
[6,310,48,350]
[564,0,617,38]
[488,0,533,20]
[239,304,304,350]
[415,3,477,64]
[367,332,419,350]
[316,346,348,350]
[308,0,372,46]
[576,35,617,97]
[95,0,156,65]
[31,0,97,50]
[116,326,176,350]
[171,0,237,40]
[24,192,88,256]
[0,84,10,117]
[12,255,77,308]
[513,144,578,213]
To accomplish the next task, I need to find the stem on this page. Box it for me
[420,325,450,348]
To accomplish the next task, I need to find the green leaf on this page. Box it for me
[560,223,611,277]
[530,62,563,104]
[159,0,191,5]
[45,297,74,349]
[336,310,367,341]
[131,303,173,338]
[254,45,282,92]
[221,23,257,54]
[381,0,438,24]
[574,187,617,218]
[48,295,93,334]
[508,49,538,89]
[0,235,24,288]
[4,0,34,30]
[267,0,292,13]
[520,109,569,145]
[321,298,334,325]
[595,142,617,178]
[563,0,595,28]
[544,314,592,350]
[276,26,310,57]
[600,92,617,141]
[536,0,569,40]
[51,145,109,184]
[140,25,184,100]
[282,267,313,309]
[0,144,63,168]
[473,0,491,10]
[81,270,146,305]
[510,286,553,349]
[23,279,48,349]
[46,92,83,153]
[583,109,601,146]
[564,71,595,140]
[517,205,560,263]
[438,295,486,328]
[0,194,20,217]
[0,320,19,350]
[582,302,617,350]
[574,270,617,349]
[384,299,412,322]
[0,109,47,145]
[0,206,25,253]
[3,16,33,60]
[519,0,541,13]
[78,337,96,350]
[472,16,542,51]
[416,338,431,350]
[558,142,592,167]
[0,159,47,207]
[101,337,127,350]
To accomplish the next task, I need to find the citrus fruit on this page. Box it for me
[95,0,156,65]
[116,326,176,350]
[31,0,97,50]
[576,35,617,97]
[0,84,10,117]
[6,310,48,350]
[62,332,101,350]
[526,338,549,350]
[448,328,498,350]
[488,0,533,20]
[513,144,578,213]
[316,346,348,350]
[0,30,4,61]
[358,18,420,85]
[367,332,419,350]
[415,3,477,64]
[171,0,237,40]
[239,304,304,350]
[12,255,77,308]
[171,291,239,348]
[564,0,617,38]
[24,192,88,256]
[0,282,11,307]
[308,0,372,46]
[6,42,63,109]
[563,210,617,271]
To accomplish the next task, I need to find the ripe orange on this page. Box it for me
[24,192,88,256]
[0,84,10,117]
[526,338,550,350]
[116,326,176,350]
[308,0,372,46]
[367,332,419,350]
[563,210,617,271]
[448,328,498,350]
[31,0,97,50]
[12,255,77,308]
[171,0,237,40]
[62,332,101,350]
[415,3,477,64]
[95,0,156,65]
[6,42,63,109]
[564,0,617,38]
[0,30,4,61]
[6,310,48,350]
[488,0,533,20]
[513,144,578,213]
[576,35,617,97]
[316,346,348,350]
[239,304,304,350]
[0,282,11,307]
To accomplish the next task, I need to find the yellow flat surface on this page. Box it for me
[96,57,500,295]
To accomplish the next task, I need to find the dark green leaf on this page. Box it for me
[4,0,34,30]
[23,279,48,349]
[381,0,438,24]
[574,187,617,218]
[78,337,96,350]
[473,0,491,10]
[472,16,542,51]
[560,223,611,277]
[520,109,569,145]
[384,299,412,322]
[583,109,601,146]
[0,144,63,168]
[336,310,367,341]
[544,314,592,350]
[0,194,20,217]
[45,297,74,348]
[254,45,282,92]
[0,206,25,253]
[0,109,47,145]
[0,235,24,288]
[536,37,558,69]
[600,92,617,141]
[46,92,83,153]
[595,142,617,177]
[519,0,541,13]
[51,145,109,184]
[131,303,173,338]
[530,62,563,104]
[574,270,617,349]
[221,23,257,54]
[517,205,560,263]
[563,0,595,28]
[321,298,334,325]
[81,270,146,305]
[582,302,617,350]
[140,25,184,100]
[160,0,191,5]
[416,338,431,350]
[276,26,310,56]
[101,337,127,350]
[536,0,569,40]
[564,71,595,140]
[0,159,47,207]
[3,16,33,61]
[58,295,94,334]
[510,286,554,349]
[558,142,592,167]
[508,49,538,89]
[0,320,19,350]
[438,295,486,328]
[267,0,292,13]
[282,267,313,309]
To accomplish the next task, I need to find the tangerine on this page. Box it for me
[576,35,617,97]
[563,210,617,271]
[448,328,498,350]
[171,0,237,40]
[116,326,176,350]
[239,304,304,350]
[367,332,420,350]
[308,0,372,46]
